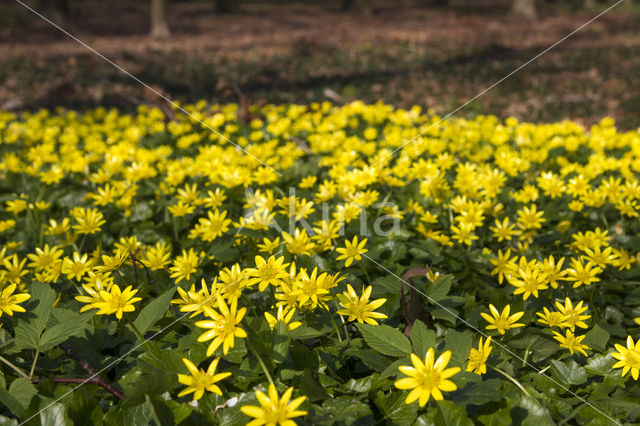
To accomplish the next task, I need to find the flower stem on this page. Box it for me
[246,340,274,385]
[0,355,30,379]
[29,349,39,379]
[328,312,343,342]
[490,365,532,398]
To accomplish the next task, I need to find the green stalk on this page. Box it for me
[29,348,39,379]
[490,365,532,398]
[327,311,343,342]
[246,340,274,385]
[0,355,30,379]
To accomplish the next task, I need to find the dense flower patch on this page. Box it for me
[0,102,639,424]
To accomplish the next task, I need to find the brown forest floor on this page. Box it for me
[1,1,640,128]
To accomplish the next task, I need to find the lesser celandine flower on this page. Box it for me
[554,298,590,330]
[481,304,525,335]
[335,236,368,267]
[177,357,231,401]
[169,248,201,284]
[264,306,301,331]
[467,336,492,375]
[0,283,31,317]
[241,384,307,426]
[91,284,142,320]
[612,336,640,380]
[395,349,460,406]
[336,284,387,325]
[195,295,247,356]
[552,330,590,356]
[249,255,289,291]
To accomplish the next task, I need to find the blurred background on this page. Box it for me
[0,0,638,128]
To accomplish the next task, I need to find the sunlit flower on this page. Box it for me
[240,384,307,426]
[335,236,368,267]
[481,304,525,335]
[336,284,387,325]
[467,336,492,375]
[177,357,231,400]
[394,349,460,406]
[195,295,247,356]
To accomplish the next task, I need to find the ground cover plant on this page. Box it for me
[0,101,639,424]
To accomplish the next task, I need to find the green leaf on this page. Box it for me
[410,320,435,358]
[550,360,588,386]
[375,391,418,425]
[478,407,512,426]
[132,287,176,336]
[38,311,93,351]
[585,353,618,377]
[272,321,291,364]
[435,400,473,426]
[356,324,411,357]
[139,342,185,373]
[583,323,610,352]
[443,330,473,368]
[37,400,72,426]
[145,393,175,426]
[451,379,502,407]
[288,326,327,340]
[371,275,402,296]
[8,378,37,411]
[14,281,56,350]
[425,275,452,302]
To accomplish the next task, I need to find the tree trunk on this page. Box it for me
[150,0,170,40]
[511,0,537,19]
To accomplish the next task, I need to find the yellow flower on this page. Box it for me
[0,283,31,317]
[240,384,307,426]
[565,258,602,288]
[168,201,195,217]
[336,284,387,325]
[489,249,516,285]
[489,217,519,242]
[169,249,201,284]
[92,284,142,320]
[516,204,546,231]
[257,237,281,254]
[248,256,290,292]
[289,267,330,310]
[552,330,590,356]
[394,349,460,406]
[481,304,525,335]
[27,244,64,272]
[536,307,569,329]
[195,295,247,356]
[335,236,368,267]
[3,255,28,285]
[612,335,640,380]
[554,298,590,330]
[72,207,106,235]
[281,228,316,257]
[264,306,302,331]
[177,357,231,400]
[450,221,478,247]
[506,258,548,300]
[540,256,568,289]
[467,336,492,375]
[61,252,93,281]
[142,241,172,271]
[190,209,232,241]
